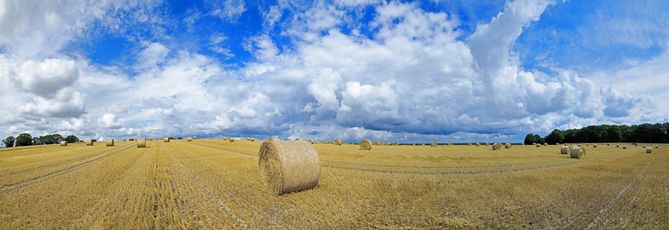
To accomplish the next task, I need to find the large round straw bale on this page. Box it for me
[187,137,192,142]
[334,139,342,145]
[60,141,68,146]
[505,143,512,149]
[431,142,437,147]
[560,146,569,154]
[229,138,235,142]
[570,146,585,159]
[86,140,93,146]
[150,137,154,141]
[360,140,372,150]
[593,144,597,148]
[106,139,114,147]
[137,138,146,148]
[622,145,627,149]
[164,138,170,142]
[492,143,502,150]
[646,147,652,153]
[476,142,481,146]
[259,140,320,195]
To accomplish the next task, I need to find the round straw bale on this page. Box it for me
[622,145,627,149]
[137,138,146,148]
[229,138,235,142]
[160,137,163,140]
[570,146,585,159]
[607,143,610,146]
[269,138,282,142]
[564,144,568,146]
[593,144,597,148]
[122,138,126,141]
[532,143,536,145]
[86,140,93,146]
[412,143,415,146]
[193,136,196,139]
[643,145,646,148]
[646,147,652,153]
[150,137,154,141]
[431,142,437,147]
[308,139,314,144]
[60,141,68,146]
[106,139,114,147]
[492,143,502,150]
[476,142,481,146]
[505,143,512,149]
[422,142,425,146]
[634,143,638,146]
[384,142,389,145]
[544,143,548,146]
[187,137,192,142]
[334,139,342,145]
[374,141,381,146]
[486,142,489,146]
[578,144,581,147]
[164,138,170,142]
[536,144,540,147]
[394,142,399,146]
[655,145,658,148]
[468,142,472,146]
[616,144,619,147]
[586,143,589,146]
[259,140,320,195]
[560,146,569,154]
[360,140,372,150]
[449,143,453,146]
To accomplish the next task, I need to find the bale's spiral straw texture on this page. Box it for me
[60,141,68,146]
[492,143,502,150]
[86,140,93,146]
[187,137,192,142]
[623,145,627,149]
[505,143,512,149]
[259,140,320,195]
[560,146,570,154]
[334,139,342,145]
[106,139,114,147]
[431,142,437,147]
[360,140,372,150]
[646,147,652,153]
[164,138,170,142]
[137,138,146,148]
[570,146,585,159]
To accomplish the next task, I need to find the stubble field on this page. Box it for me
[0,140,667,229]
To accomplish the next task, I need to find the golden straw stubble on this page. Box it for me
[259,140,321,195]
[360,140,372,150]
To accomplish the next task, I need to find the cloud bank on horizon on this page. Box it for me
[0,0,667,144]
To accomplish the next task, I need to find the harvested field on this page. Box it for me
[1,141,667,229]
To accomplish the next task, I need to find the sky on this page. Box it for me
[1,0,668,145]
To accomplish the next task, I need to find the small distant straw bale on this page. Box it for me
[505,143,512,149]
[334,139,342,145]
[646,147,652,153]
[229,138,235,142]
[187,137,192,142]
[623,145,627,149]
[492,143,502,150]
[60,141,68,146]
[431,142,437,147]
[86,140,93,146]
[593,144,597,148]
[476,142,481,146]
[106,139,114,147]
[164,138,170,142]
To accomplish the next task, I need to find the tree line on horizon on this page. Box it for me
[525,123,669,145]
[2,133,80,148]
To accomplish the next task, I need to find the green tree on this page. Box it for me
[2,136,15,148]
[523,134,536,145]
[32,137,40,145]
[15,133,33,147]
[51,134,63,144]
[544,129,565,144]
[64,135,79,143]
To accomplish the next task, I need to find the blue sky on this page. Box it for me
[1,0,668,145]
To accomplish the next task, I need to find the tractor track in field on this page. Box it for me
[0,146,116,180]
[186,142,643,175]
[169,142,293,228]
[1,144,135,190]
[585,150,662,230]
[163,143,248,228]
